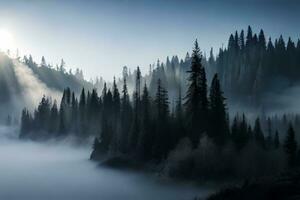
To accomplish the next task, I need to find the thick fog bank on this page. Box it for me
[0,127,212,200]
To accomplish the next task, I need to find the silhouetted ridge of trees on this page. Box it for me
[120,26,300,110]
[213,26,300,108]
[20,40,300,179]
[22,55,94,93]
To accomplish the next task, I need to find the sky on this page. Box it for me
[0,0,299,80]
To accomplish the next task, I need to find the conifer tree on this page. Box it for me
[239,30,245,50]
[153,79,170,160]
[246,26,253,48]
[130,67,142,151]
[79,88,86,136]
[120,78,132,153]
[36,96,51,130]
[139,84,153,160]
[184,40,208,147]
[254,118,265,148]
[112,77,121,116]
[209,74,228,145]
[20,109,32,138]
[41,56,46,67]
[258,29,266,50]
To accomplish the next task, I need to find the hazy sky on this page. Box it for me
[0,0,299,80]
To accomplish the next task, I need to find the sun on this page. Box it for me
[0,29,15,51]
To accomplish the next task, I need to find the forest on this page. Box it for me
[19,29,300,181]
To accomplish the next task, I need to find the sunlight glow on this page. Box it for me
[0,29,15,51]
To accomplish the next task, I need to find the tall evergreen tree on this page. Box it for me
[258,29,266,50]
[254,118,265,148]
[112,77,121,116]
[209,74,228,145]
[153,79,170,160]
[120,78,132,153]
[139,84,153,160]
[79,88,86,136]
[130,67,142,151]
[246,26,253,47]
[184,40,208,147]
[20,109,32,138]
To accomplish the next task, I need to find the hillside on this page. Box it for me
[0,53,93,121]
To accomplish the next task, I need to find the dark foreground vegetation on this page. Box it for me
[19,28,300,185]
[206,170,300,200]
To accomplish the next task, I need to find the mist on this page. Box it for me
[0,126,212,200]
[12,59,61,111]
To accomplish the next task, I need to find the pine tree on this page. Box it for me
[153,79,170,160]
[79,88,86,136]
[120,78,132,153]
[129,67,142,151]
[36,96,51,130]
[209,74,228,146]
[41,56,46,67]
[71,92,78,132]
[20,109,32,138]
[112,77,121,116]
[246,26,253,48]
[284,124,298,167]
[239,30,245,50]
[184,39,208,147]
[139,84,153,160]
[258,29,266,50]
[254,118,265,148]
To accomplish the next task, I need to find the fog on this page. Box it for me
[0,126,212,200]
[12,59,61,111]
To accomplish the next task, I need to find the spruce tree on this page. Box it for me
[112,77,121,116]
[79,88,86,136]
[36,96,51,130]
[258,29,266,50]
[184,39,208,147]
[20,109,32,138]
[209,73,228,146]
[139,84,153,160]
[120,78,132,153]
[130,67,142,151]
[246,26,253,48]
[254,118,265,148]
[153,79,170,160]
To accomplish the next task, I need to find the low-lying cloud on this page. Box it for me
[12,59,61,112]
[0,126,212,200]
